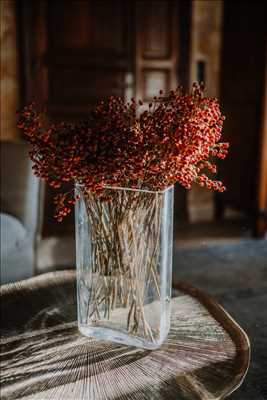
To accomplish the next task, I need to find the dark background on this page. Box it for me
[1,0,266,241]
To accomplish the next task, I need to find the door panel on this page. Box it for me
[135,0,179,100]
[18,0,191,237]
[46,0,131,120]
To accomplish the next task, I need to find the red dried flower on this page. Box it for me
[17,84,228,220]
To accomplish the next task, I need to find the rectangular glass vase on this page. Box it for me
[75,184,173,349]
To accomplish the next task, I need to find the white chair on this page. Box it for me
[0,140,44,283]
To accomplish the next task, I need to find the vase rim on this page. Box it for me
[75,182,174,194]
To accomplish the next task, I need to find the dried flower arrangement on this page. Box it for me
[17,83,228,220]
[17,84,229,345]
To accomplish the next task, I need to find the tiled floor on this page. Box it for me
[172,238,267,400]
[174,218,251,246]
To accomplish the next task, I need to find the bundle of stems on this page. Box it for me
[82,188,163,342]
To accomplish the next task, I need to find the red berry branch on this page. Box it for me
[17,83,228,221]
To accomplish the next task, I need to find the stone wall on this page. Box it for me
[188,0,223,221]
[190,0,223,97]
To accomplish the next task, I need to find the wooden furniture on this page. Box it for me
[217,1,267,236]
[0,271,250,399]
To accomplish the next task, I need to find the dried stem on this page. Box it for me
[83,188,163,341]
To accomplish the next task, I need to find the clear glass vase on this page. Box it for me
[75,184,173,349]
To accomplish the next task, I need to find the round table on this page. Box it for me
[0,270,250,399]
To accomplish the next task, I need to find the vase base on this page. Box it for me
[78,324,167,350]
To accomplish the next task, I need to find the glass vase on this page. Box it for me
[75,184,173,349]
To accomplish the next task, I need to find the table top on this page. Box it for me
[0,270,250,400]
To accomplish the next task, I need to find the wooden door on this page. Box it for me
[135,0,179,101]
[46,1,133,120]
[135,0,191,222]
[18,0,191,237]
[19,0,133,115]
[217,0,267,236]
[257,47,267,236]
[18,0,134,236]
